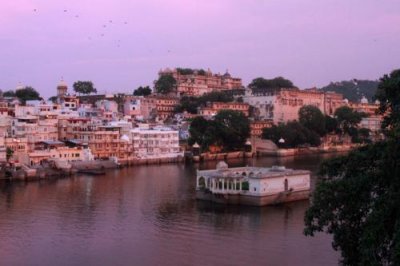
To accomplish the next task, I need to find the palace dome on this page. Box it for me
[120,135,130,142]
[58,80,68,88]
[216,161,228,171]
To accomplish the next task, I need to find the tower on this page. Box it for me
[57,79,68,101]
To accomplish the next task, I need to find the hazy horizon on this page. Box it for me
[1,0,399,98]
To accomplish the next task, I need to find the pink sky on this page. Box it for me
[0,0,399,97]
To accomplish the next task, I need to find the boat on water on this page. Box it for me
[196,161,311,206]
[78,169,106,175]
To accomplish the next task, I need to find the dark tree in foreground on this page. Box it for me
[73,81,97,95]
[15,86,41,104]
[304,69,400,265]
[133,86,152,96]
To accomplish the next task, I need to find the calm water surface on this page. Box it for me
[0,155,341,266]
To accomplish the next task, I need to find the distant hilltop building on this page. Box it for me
[158,67,243,96]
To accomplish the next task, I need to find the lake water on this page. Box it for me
[0,154,341,265]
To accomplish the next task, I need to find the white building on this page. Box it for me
[196,162,310,206]
[130,126,182,159]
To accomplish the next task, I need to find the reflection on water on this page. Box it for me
[0,154,342,266]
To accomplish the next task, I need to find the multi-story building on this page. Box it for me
[11,116,58,151]
[243,88,344,124]
[123,96,157,120]
[250,120,273,138]
[130,126,182,159]
[153,96,179,120]
[158,68,243,96]
[199,102,250,117]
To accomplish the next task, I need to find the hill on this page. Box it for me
[320,79,379,102]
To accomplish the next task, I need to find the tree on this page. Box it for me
[299,105,326,136]
[48,96,58,103]
[375,69,400,134]
[176,68,194,75]
[262,121,321,148]
[6,147,13,162]
[73,81,97,95]
[133,86,152,96]
[325,115,339,134]
[2,90,15,97]
[249,77,295,94]
[214,110,250,151]
[188,110,250,151]
[155,74,177,95]
[304,69,400,265]
[15,86,41,104]
[334,106,365,134]
[174,91,234,114]
[188,117,219,150]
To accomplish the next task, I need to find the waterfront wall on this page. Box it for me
[196,189,310,206]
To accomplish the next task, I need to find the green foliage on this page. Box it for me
[320,79,379,102]
[73,81,97,95]
[155,74,177,94]
[48,96,58,103]
[15,86,41,104]
[375,69,400,134]
[175,91,234,114]
[305,69,400,265]
[188,116,219,150]
[334,106,366,135]
[197,69,206,75]
[249,77,295,94]
[325,115,340,134]
[6,147,13,161]
[214,110,250,151]
[299,105,326,136]
[133,86,152,96]
[3,90,15,97]
[262,121,321,148]
[188,110,250,152]
[176,68,195,75]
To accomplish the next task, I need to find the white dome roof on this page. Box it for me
[58,79,68,88]
[216,161,228,170]
[120,134,130,142]
[360,96,368,104]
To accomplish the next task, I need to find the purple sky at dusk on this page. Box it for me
[1,0,399,98]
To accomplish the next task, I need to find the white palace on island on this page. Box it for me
[196,161,311,206]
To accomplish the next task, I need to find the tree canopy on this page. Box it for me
[155,74,177,94]
[133,86,152,96]
[304,69,400,265]
[2,90,15,97]
[15,86,41,104]
[334,106,366,135]
[262,121,321,148]
[249,77,295,94]
[73,81,97,95]
[299,105,326,136]
[175,91,234,114]
[188,110,250,151]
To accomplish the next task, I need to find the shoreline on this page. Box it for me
[0,146,354,182]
